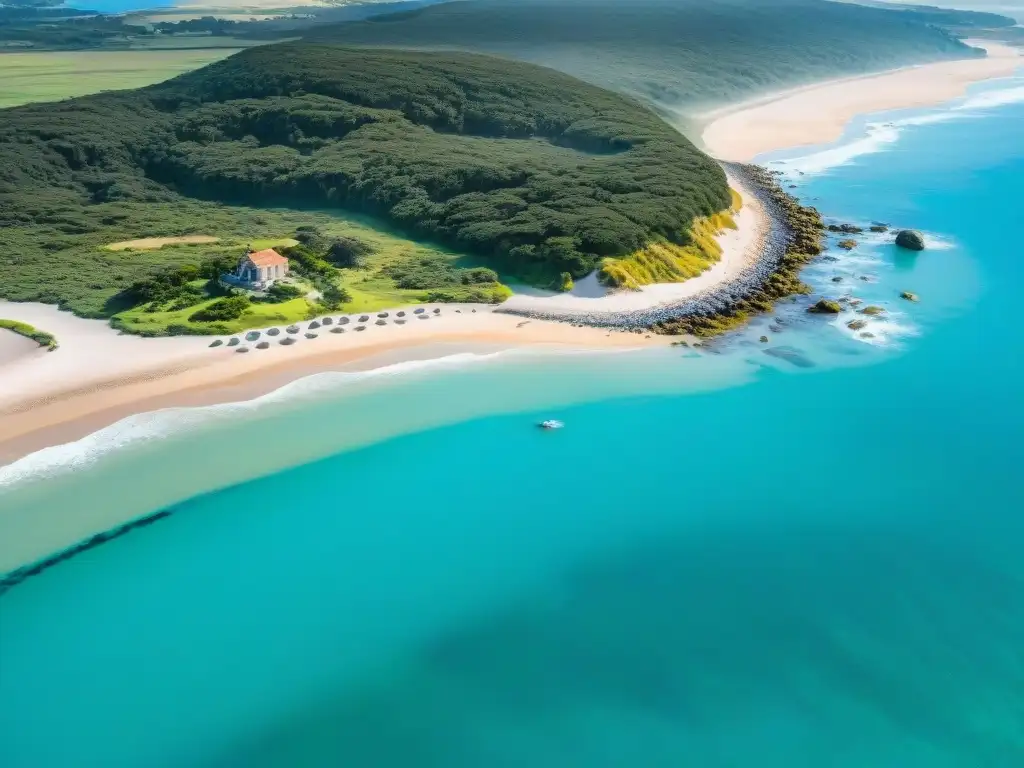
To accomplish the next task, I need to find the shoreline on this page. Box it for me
[3,40,1022,478]
[496,164,794,329]
[0,306,666,467]
[700,40,1023,162]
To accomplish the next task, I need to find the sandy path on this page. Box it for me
[499,170,767,316]
[701,41,1023,162]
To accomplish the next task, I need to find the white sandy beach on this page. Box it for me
[0,300,666,463]
[701,41,1023,162]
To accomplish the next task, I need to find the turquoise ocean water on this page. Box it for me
[2,75,1024,766]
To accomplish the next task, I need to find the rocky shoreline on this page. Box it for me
[496,163,825,336]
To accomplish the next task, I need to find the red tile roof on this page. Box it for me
[246,248,288,268]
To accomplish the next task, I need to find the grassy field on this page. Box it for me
[106,214,506,335]
[0,49,242,108]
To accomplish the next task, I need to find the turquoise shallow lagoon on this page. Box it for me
[2,76,1024,766]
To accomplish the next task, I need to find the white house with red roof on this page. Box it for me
[231,248,289,288]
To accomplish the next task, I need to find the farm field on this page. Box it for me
[0,48,242,108]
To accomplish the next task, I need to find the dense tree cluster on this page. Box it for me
[0,43,730,291]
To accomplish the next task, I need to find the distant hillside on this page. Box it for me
[0,44,730,315]
[309,0,987,110]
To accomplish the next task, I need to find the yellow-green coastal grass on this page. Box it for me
[0,319,58,349]
[0,49,241,108]
[599,190,742,290]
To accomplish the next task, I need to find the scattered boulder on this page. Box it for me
[831,276,843,283]
[870,224,889,233]
[331,327,346,334]
[358,315,370,322]
[305,332,318,339]
[395,319,407,325]
[322,317,333,326]
[433,308,441,314]
[414,308,426,314]
[418,314,430,320]
[820,256,839,263]
[397,311,406,317]
[236,346,250,353]
[847,319,867,331]
[281,336,296,345]
[267,328,281,336]
[859,306,886,316]
[377,312,389,318]
[339,316,350,325]
[286,325,300,334]
[256,341,270,349]
[837,239,857,250]
[807,299,842,314]
[355,325,366,332]
[226,337,240,347]
[375,319,387,326]
[860,332,875,339]
[895,229,925,251]
[828,223,863,234]
[900,291,920,302]
[759,335,769,343]
[210,339,224,347]
[308,320,321,330]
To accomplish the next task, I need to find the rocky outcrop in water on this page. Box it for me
[807,299,842,314]
[900,291,920,302]
[895,229,926,251]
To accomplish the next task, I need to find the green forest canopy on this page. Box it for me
[311,0,989,108]
[0,44,729,316]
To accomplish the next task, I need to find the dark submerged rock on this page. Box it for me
[900,291,920,302]
[895,229,925,251]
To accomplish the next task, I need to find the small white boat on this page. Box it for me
[538,419,564,430]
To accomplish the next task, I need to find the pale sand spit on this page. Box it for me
[701,41,1023,162]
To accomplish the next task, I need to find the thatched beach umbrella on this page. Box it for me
[331,327,345,334]
[236,347,250,353]
[414,308,425,314]
[355,326,366,332]
[245,331,261,341]
[286,325,300,334]
[281,337,296,345]
[267,328,280,336]
[305,332,318,339]
[256,341,270,349]
[322,317,334,326]
[210,339,224,347]
[309,320,321,330]
[339,317,350,325]
[358,315,370,322]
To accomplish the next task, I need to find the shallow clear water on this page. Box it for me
[1,77,1023,766]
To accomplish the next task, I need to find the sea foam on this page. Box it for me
[782,79,1024,176]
